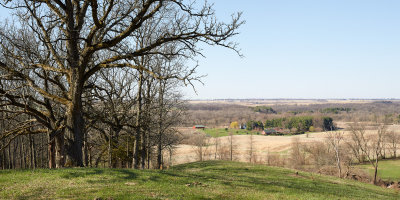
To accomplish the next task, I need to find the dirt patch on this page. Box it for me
[124,182,137,186]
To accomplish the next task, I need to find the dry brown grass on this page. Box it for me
[171,124,400,166]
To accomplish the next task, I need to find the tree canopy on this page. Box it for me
[0,0,243,167]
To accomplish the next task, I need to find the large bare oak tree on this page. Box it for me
[0,0,242,167]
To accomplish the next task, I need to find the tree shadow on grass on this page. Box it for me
[60,168,105,179]
[114,169,137,180]
[83,169,138,184]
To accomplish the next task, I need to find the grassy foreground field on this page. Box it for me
[358,159,400,181]
[0,161,398,200]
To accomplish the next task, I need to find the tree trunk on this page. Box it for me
[8,144,12,169]
[141,130,146,169]
[126,137,129,168]
[48,133,56,168]
[29,134,36,169]
[1,142,5,169]
[146,135,150,169]
[84,133,89,167]
[394,145,397,159]
[108,129,112,168]
[157,134,162,169]
[230,134,233,161]
[133,71,143,169]
[65,92,84,167]
[12,140,17,168]
[89,147,92,168]
[169,148,173,167]
[55,132,65,168]
[335,149,342,178]
[65,3,84,167]
[0,115,3,169]
[200,146,203,162]
[41,134,46,168]
[132,138,137,168]
[144,79,152,170]
[157,82,164,169]
[373,158,378,184]
[95,148,107,167]
[214,137,219,160]
[20,136,26,169]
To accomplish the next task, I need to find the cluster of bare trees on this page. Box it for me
[290,123,400,184]
[0,0,242,169]
[189,132,238,162]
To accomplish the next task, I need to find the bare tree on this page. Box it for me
[0,0,243,167]
[349,123,386,184]
[229,132,234,161]
[385,130,399,158]
[289,137,306,169]
[248,133,254,163]
[326,131,344,178]
[214,133,220,160]
[192,133,210,162]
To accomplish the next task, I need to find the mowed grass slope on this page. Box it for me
[0,161,398,200]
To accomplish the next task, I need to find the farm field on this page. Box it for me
[357,159,400,181]
[0,161,398,200]
[173,124,400,165]
[174,131,326,165]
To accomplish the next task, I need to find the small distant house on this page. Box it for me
[193,125,206,130]
[262,129,277,135]
[274,128,284,133]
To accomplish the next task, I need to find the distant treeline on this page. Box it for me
[187,101,400,129]
[251,106,352,115]
[320,107,352,114]
[251,106,277,114]
[246,116,334,132]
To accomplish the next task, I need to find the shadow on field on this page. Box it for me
[171,160,222,170]
[78,168,139,184]
[60,168,105,179]
[114,169,137,180]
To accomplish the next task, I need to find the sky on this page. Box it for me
[1,1,400,99]
[182,0,400,99]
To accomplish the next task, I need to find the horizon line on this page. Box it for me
[184,98,400,101]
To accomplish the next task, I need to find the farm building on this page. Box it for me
[262,129,277,135]
[193,125,206,130]
[262,128,285,135]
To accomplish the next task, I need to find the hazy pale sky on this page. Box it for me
[182,0,400,99]
[1,1,400,99]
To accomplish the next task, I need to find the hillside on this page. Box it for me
[0,161,398,200]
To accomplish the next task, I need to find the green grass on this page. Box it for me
[0,161,398,199]
[202,128,258,137]
[202,128,306,137]
[358,159,400,181]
